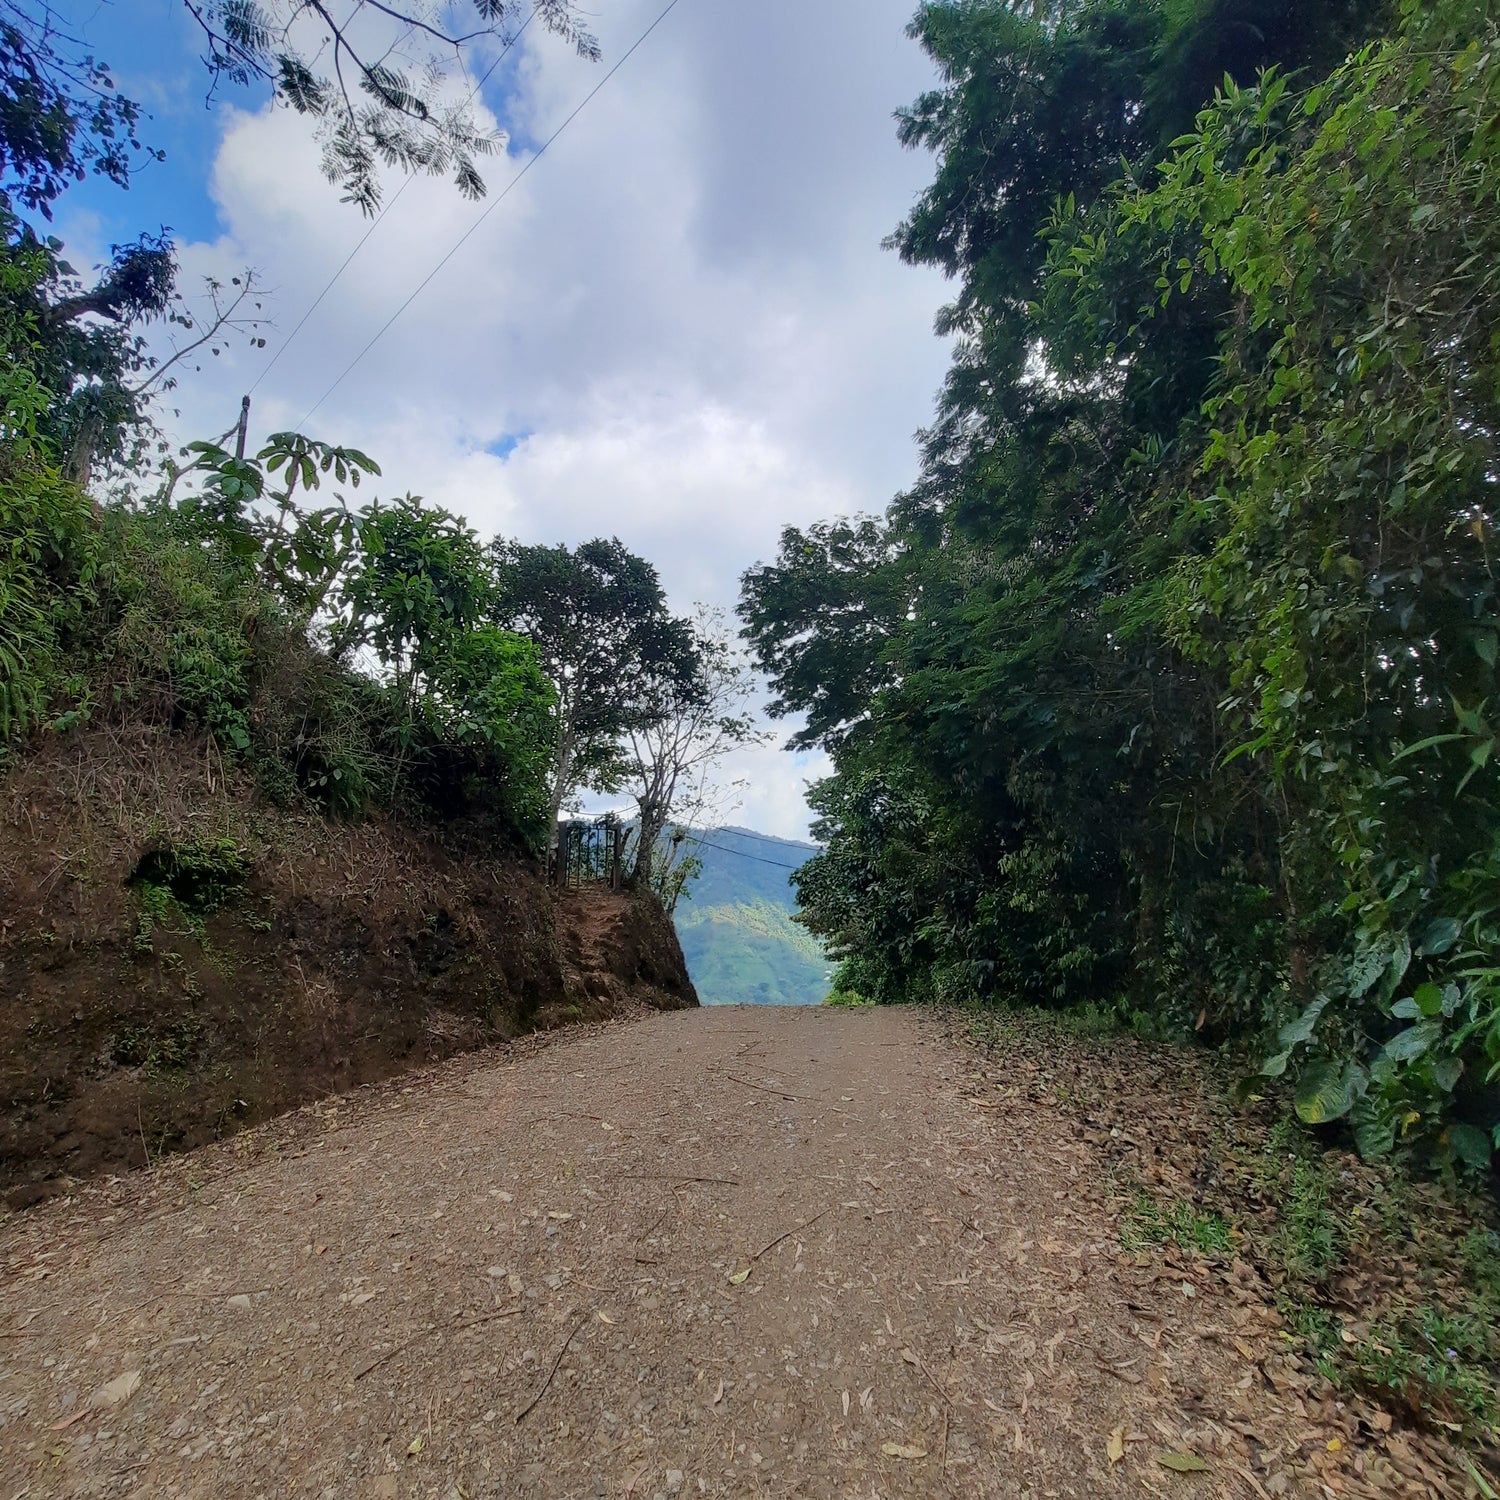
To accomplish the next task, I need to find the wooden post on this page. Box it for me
[233,395,251,459]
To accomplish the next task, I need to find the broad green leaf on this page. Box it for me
[1450,1123,1492,1171]
[1412,982,1444,1017]
[1376,938,1413,1005]
[1295,1060,1367,1124]
[1433,1056,1463,1093]
[1277,996,1329,1048]
[1380,1022,1440,1064]
[1417,917,1461,957]
[1350,1097,1396,1160]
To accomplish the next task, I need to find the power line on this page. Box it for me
[294,0,687,429]
[705,825,820,852]
[682,835,808,872]
[248,5,541,397]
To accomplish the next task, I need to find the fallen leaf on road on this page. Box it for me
[597,1311,616,1325]
[842,1389,850,1416]
[50,1409,88,1431]
[1157,1451,1210,1473]
[882,1443,927,1460]
[406,1435,424,1457]
[727,1268,751,1285]
[92,1372,141,1408]
[712,1379,724,1405]
[547,1212,573,1221]
[1107,1428,1125,1464]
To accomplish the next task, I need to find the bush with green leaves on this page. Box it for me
[0,258,98,745]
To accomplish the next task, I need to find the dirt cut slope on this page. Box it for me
[0,726,696,1203]
[1,1005,1468,1498]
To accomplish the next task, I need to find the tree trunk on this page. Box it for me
[548,719,576,844]
[634,799,666,888]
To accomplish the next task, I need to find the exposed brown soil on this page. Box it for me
[0,727,696,1202]
[0,1005,1475,1498]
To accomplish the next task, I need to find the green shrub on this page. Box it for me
[0,325,98,746]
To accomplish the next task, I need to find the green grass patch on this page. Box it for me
[1121,1190,1234,1256]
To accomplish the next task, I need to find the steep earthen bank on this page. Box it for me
[0,726,696,1203]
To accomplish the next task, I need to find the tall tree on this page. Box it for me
[622,610,763,891]
[488,537,700,835]
[738,0,1500,1167]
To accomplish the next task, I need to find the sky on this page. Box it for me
[52,0,954,839]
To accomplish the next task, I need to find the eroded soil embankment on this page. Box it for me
[0,727,696,1202]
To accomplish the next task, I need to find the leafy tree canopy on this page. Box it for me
[741,0,1500,1172]
[488,537,702,829]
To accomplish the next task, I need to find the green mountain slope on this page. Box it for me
[672,828,831,1006]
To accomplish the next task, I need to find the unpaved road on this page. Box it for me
[0,1008,1403,1497]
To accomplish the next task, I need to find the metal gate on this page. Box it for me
[552,813,630,891]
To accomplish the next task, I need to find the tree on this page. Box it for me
[336,494,491,714]
[739,518,906,750]
[487,537,700,835]
[2,1,598,219]
[738,0,1500,1166]
[1,14,268,486]
[622,609,764,892]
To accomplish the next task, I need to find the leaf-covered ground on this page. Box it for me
[1,1005,1492,1497]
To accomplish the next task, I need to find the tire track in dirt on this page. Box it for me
[1,1007,1369,1496]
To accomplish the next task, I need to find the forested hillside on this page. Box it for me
[741,0,1500,1172]
[674,828,830,1005]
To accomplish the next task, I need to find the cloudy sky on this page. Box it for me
[56,0,953,838]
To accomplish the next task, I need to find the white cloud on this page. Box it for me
[142,0,953,840]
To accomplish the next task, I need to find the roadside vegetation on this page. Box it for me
[0,10,757,889]
[964,1004,1500,1472]
[741,0,1500,1177]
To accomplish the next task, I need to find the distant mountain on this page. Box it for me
[672,827,831,1007]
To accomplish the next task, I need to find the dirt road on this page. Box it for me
[0,1007,1399,1497]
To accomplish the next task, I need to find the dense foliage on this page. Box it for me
[742,0,1500,1168]
[2,344,560,845]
